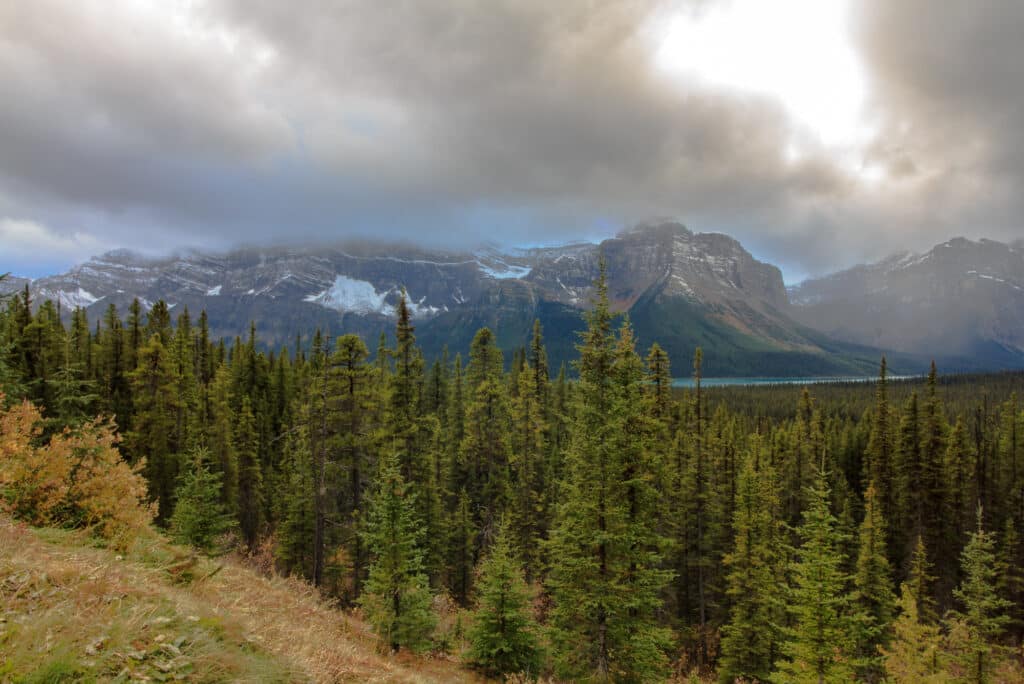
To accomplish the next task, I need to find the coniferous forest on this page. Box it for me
[3,268,1024,682]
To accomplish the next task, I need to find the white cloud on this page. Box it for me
[0,218,103,274]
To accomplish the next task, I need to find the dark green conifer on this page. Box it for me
[465,519,542,680]
[772,463,856,683]
[359,451,436,653]
[170,446,234,552]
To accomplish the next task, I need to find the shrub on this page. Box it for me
[0,395,154,550]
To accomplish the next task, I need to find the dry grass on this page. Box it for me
[0,516,479,683]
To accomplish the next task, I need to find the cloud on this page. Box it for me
[0,218,103,275]
[0,0,1022,279]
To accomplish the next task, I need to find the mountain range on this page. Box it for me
[789,236,1024,370]
[4,223,1023,376]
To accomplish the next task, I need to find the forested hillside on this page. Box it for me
[3,268,1024,682]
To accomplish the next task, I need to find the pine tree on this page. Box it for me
[719,437,784,683]
[465,519,542,680]
[947,507,1011,683]
[169,446,234,552]
[852,482,896,682]
[359,451,436,653]
[772,463,856,683]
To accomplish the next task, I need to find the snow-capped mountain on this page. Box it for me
[789,237,1024,365]
[6,222,886,375]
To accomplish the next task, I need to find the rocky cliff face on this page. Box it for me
[8,222,876,375]
[790,237,1024,364]
[18,221,789,323]
[523,222,789,313]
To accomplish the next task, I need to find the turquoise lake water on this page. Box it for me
[670,375,918,388]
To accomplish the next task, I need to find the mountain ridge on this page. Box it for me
[789,235,1024,369]
[10,224,1022,375]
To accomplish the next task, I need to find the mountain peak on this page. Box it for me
[791,234,1024,363]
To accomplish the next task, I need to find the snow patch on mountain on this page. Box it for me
[477,264,532,282]
[473,247,533,280]
[206,285,222,296]
[305,275,393,315]
[406,296,445,317]
[38,287,100,309]
[304,275,444,318]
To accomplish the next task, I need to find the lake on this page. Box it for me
[670,375,918,388]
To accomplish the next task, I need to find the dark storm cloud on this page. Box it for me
[1,0,1022,278]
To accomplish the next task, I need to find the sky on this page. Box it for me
[1,1,1023,282]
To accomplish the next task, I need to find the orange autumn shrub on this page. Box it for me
[0,399,70,521]
[0,394,155,550]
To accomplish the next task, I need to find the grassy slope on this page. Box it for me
[627,292,883,378]
[0,517,476,683]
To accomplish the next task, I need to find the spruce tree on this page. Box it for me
[946,417,975,555]
[719,437,784,683]
[919,362,949,595]
[995,517,1024,645]
[897,391,923,552]
[852,482,896,682]
[127,333,182,522]
[947,507,1011,683]
[235,396,263,548]
[169,446,234,552]
[448,487,478,605]
[459,327,512,533]
[644,342,672,424]
[465,519,542,680]
[98,303,130,432]
[772,463,856,683]
[865,357,899,565]
[881,584,948,683]
[908,534,939,624]
[330,334,376,594]
[546,260,671,682]
[360,450,436,653]
[510,349,547,580]
[997,395,1023,527]
[274,412,316,578]
[206,365,238,509]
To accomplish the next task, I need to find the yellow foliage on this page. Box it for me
[0,400,70,521]
[0,394,155,550]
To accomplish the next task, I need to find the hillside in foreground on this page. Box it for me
[0,515,474,683]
